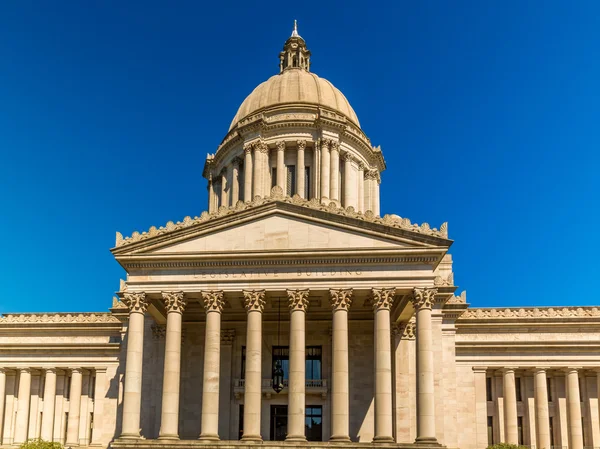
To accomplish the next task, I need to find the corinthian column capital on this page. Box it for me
[296,140,306,151]
[287,289,309,312]
[243,290,266,313]
[162,291,186,314]
[411,287,438,311]
[201,290,225,313]
[123,292,149,314]
[399,319,416,340]
[372,288,396,311]
[276,140,286,151]
[232,156,243,168]
[329,289,353,311]
[320,138,331,150]
[244,143,252,154]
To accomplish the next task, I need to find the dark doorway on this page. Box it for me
[270,405,288,441]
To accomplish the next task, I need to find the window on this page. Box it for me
[305,406,322,441]
[286,165,296,196]
[306,346,322,380]
[272,346,290,380]
[241,346,246,379]
[65,376,72,400]
[271,168,277,189]
[89,412,94,442]
[549,417,555,447]
[63,413,69,443]
[515,377,522,402]
[487,416,494,446]
[486,377,493,401]
[90,377,96,400]
[270,405,288,441]
[579,377,583,402]
[304,167,310,198]
[547,377,552,402]
[517,417,523,445]
[238,405,244,440]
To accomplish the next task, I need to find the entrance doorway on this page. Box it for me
[270,405,288,441]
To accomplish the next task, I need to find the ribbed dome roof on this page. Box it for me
[229,69,360,131]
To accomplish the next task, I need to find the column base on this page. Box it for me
[415,436,441,445]
[240,435,263,443]
[118,433,141,440]
[198,433,220,442]
[158,434,180,440]
[329,435,352,443]
[373,436,395,443]
[285,435,307,443]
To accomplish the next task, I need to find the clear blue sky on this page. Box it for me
[1,1,598,313]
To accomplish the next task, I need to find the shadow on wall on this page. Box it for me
[349,319,375,442]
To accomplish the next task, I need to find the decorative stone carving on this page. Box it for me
[320,138,332,150]
[119,279,127,292]
[296,139,306,150]
[151,324,166,339]
[460,306,600,320]
[330,141,340,152]
[112,297,128,309]
[372,288,396,311]
[434,272,454,287]
[221,329,235,344]
[201,291,225,313]
[243,290,266,313]
[364,169,379,180]
[447,290,467,304]
[342,152,354,162]
[122,292,149,314]
[276,140,286,151]
[410,287,438,311]
[287,289,310,312]
[232,156,243,167]
[399,319,416,340]
[329,289,353,311]
[0,313,120,324]
[358,161,365,171]
[162,291,186,313]
[243,143,252,154]
[115,189,449,247]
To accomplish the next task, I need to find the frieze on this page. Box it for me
[459,307,600,320]
[115,187,449,248]
[0,313,121,324]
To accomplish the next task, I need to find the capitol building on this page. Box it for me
[1,24,599,449]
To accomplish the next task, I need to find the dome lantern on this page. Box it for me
[279,20,311,73]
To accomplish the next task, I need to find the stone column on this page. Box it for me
[321,138,330,199]
[410,287,438,444]
[232,157,241,204]
[241,290,266,442]
[358,162,365,212]
[260,142,270,197]
[372,288,396,443]
[244,144,253,202]
[534,368,551,449]
[566,368,584,449]
[3,371,16,445]
[502,368,519,444]
[276,140,286,191]
[364,170,374,212]
[66,368,83,446]
[199,291,225,441]
[159,291,187,439]
[208,175,215,213]
[41,368,57,441]
[342,153,355,209]
[296,140,306,198]
[473,367,489,448]
[220,168,228,208]
[286,289,310,442]
[121,292,149,439]
[330,141,340,201]
[252,142,262,198]
[90,368,107,446]
[14,368,32,444]
[0,369,6,444]
[329,289,353,442]
[374,175,381,216]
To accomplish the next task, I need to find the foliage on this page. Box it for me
[486,444,530,449]
[20,439,63,449]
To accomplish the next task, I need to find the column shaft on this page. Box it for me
[321,140,330,199]
[373,288,396,443]
[358,164,365,212]
[296,141,306,198]
[242,290,265,442]
[411,287,438,443]
[503,369,519,444]
[208,178,215,213]
[66,369,83,446]
[0,370,6,444]
[41,368,57,441]
[566,369,583,449]
[330,143,340,201]
[330,290,352,442]
[199,291,224,441]
[231,158,240,204]
[244,147,253,201]
[121,292,148,439]
[220,169,227,207]
[534,369,551,449]
[90,368,107,446]
[252,146,261,198]
[276,141,285,191]
[287,290,309,442]
[374,178,381,216]
[343,154,356,208]
[14,369,32,444]
[159,292,186,439]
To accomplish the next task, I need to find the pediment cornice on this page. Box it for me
[112,188,451,255]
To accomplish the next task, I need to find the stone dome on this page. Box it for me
[229,69,360,131]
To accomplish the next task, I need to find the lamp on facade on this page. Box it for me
[272,298,284,393]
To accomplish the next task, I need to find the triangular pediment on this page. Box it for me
[112,197,451,257]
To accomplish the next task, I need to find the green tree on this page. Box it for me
[19,439,63,449]
[486,444,530,449]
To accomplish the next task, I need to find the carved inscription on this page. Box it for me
[191,267,363,280]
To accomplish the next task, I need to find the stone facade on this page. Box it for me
[0,23,597,449]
